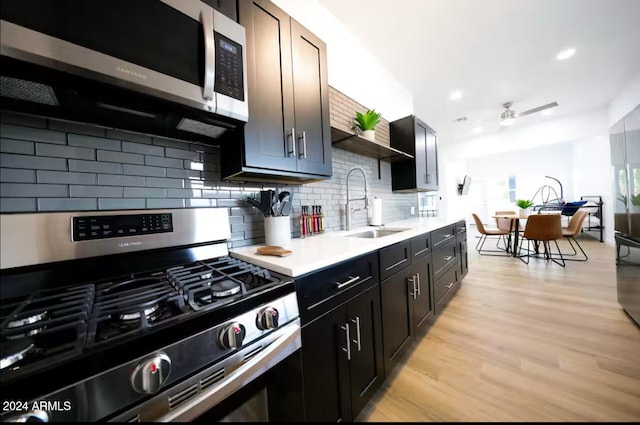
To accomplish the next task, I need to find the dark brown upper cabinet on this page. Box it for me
[220,0,332,184]
[200,0,237,21]
[389,115,439,192]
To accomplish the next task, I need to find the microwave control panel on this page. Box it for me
[214,32,244,101]
[72,213,173,241]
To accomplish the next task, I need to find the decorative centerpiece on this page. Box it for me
[353,109,382,142]
[516,199,534,217]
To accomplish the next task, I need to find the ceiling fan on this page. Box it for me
[498,101,559,126]
[453,101,559,127]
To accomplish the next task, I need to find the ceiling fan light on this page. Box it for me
[500,117,515,127]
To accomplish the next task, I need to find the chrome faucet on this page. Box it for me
[345,166,369,231]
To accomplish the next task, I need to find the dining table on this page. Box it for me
[491,213,530,257]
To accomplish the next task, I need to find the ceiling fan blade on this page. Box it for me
[516,102,558,117]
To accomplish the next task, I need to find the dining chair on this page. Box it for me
[561,210,589,261]
[518,214,565,267]
[471,213,510,256]
[495,210,523,252]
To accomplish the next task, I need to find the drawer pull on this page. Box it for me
[385,258,408,271]
[341,323,351,360]
[335,275,360,289]
[441,233,452,238]
[445,282,454,289]
[351,316,362,352]
[414,246,430,256]
[444,255,454,261]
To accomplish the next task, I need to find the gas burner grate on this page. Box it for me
[167,257,283,311]
[87,274,188,346]
[0,285,94,371]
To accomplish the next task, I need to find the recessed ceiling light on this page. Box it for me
[449,90,463,100]
[472,126,484,133]
[556,48,576,61]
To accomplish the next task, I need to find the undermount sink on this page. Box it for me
[347,228,411,238]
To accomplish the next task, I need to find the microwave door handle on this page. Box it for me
[201,9,215,100]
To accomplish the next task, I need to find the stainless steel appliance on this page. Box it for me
[0,208,303,422]
[610,104,640,325]
[0,0,248,141]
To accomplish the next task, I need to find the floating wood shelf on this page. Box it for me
[330,127,413,163]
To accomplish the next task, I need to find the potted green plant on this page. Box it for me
[516,199,534,217]
[353,109,382,141]
[632,194,640,213]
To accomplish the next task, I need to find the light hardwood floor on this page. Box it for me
[359,229,640,422]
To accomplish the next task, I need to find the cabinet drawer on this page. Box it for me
[431,224,456,250]
[379,240,411,281]
[410,232,431,260]
[434,266,458,304]
[296,252,379,324]
[435,278,459,316]
[432,239,457,279]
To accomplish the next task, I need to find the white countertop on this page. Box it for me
[229,216,464,277]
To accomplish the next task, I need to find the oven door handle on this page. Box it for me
[160,319,301,422]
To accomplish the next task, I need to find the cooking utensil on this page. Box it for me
[260,191,273,216]
[279,200,292,216]
[247,197,269,217]
[278,191,290,202]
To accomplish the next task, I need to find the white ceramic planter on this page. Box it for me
[519,208,530,217]
[361,130,375,141]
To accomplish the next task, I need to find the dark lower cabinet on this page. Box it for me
[458,232,468,280]
[347,284,384,417]
[301,302,350,422]
[413,256,434,333]
[380,255,433,375]
[301,283,384,421]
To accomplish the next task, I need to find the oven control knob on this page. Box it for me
[256,307,279,330]
[131,352,172,394]
[218,323,246,350]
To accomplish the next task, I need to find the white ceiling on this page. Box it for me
[317,0,640,141]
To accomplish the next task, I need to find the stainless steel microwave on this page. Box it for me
[0,0,248,139]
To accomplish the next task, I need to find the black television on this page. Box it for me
[458,175,471,195]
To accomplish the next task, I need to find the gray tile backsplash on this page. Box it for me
[0,111,418,248]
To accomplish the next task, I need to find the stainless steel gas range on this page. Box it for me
[0,208,303,422]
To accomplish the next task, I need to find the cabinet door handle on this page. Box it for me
[351,317,361,352]
[200,10,214,101]
[444,255,453,261]
[335,275,360,289]
[298,130,307,158]
[416,273,421,296]
[385,258,407,271]
[341,323,351,360]
[288,127,296,157]
[408,275,417,300]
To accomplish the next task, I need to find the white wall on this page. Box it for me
[609,72,640,126]
[571,135,614,244]
[271,0,413,120]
